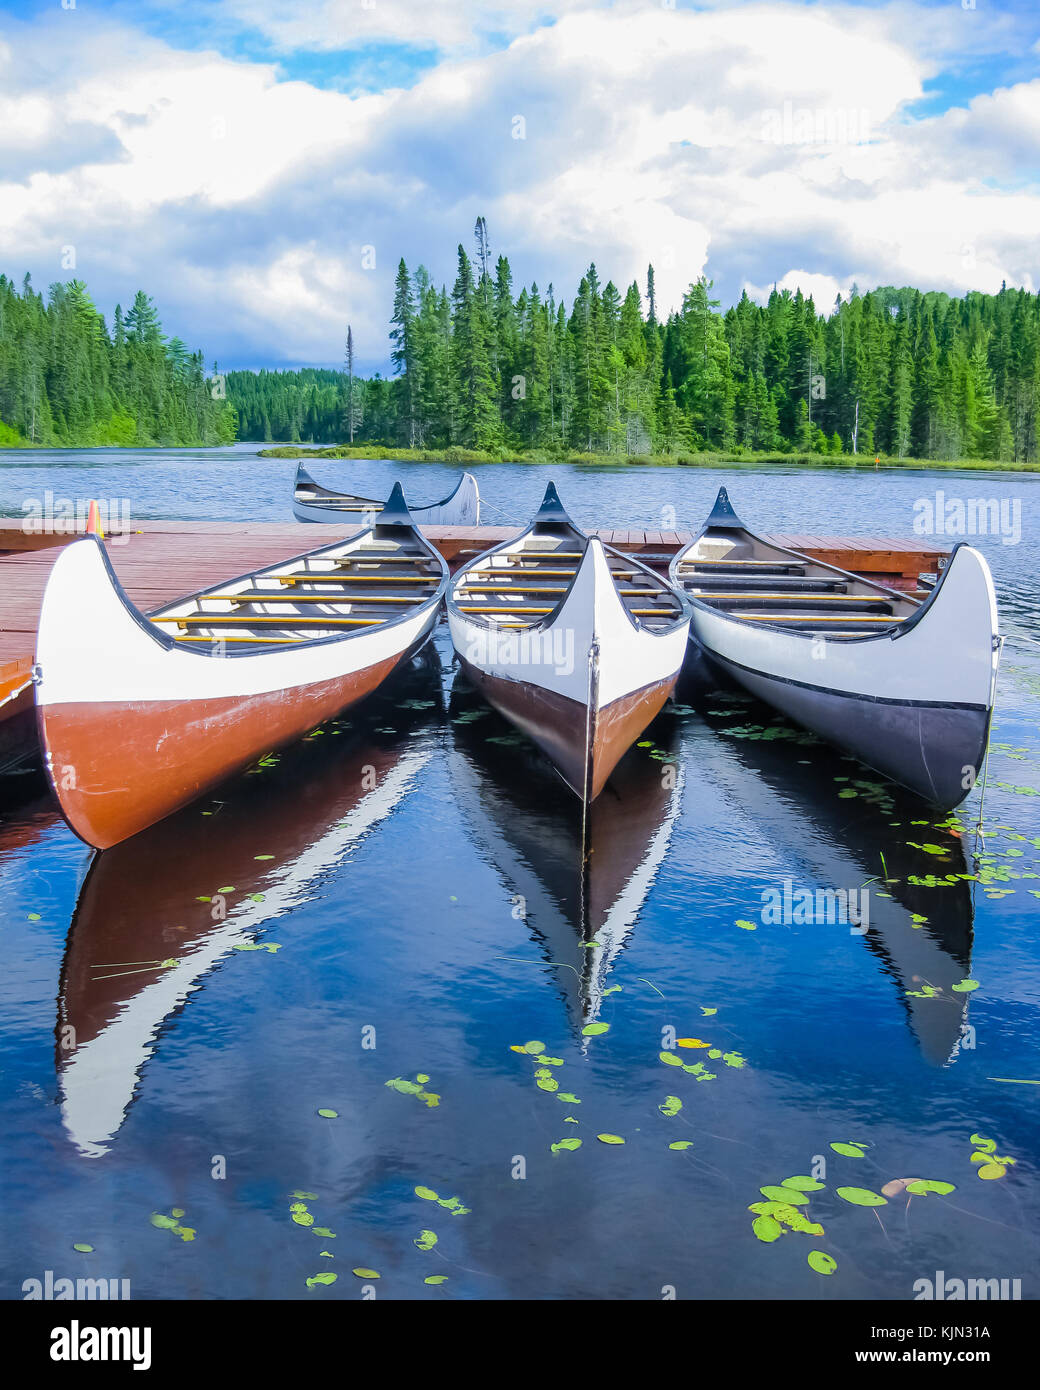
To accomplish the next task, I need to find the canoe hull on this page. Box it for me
[39,654,403,850]
[460,658,677,800]
[700,645,991,810]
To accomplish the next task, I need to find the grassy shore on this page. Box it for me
[260,443,1039,471]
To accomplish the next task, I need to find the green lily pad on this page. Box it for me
[424,1275,448,1284]
[582,1022,610,1036]
[73,1243,94,1253]
[668,1141,693,1150]
[597,1133,625,1145]
[759,1186,809,1205]
[352,1267,380,1279]
[836,1186,887,1206]
[414,1230,438,1250]
[905,1180,956,1196]
[753,1215,782,1243]
[808,1251,837,1275]
[830,1142,867,1157]
[414,1186,439,1200]
[551,1138,582,1153]
[317,1108,338,1118]
[782,1176,825,1192]
[306,1272,337,1287]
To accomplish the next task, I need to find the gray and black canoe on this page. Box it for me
[293,463,480,525]
[669,487,1001,810]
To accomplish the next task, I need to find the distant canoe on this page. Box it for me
[670,487,1000,809]
[293,463,480,525]
[447,482,692,801]
[35,484,448,848]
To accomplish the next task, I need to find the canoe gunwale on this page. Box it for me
[668,490,980,650]
[448,502,690,641]
[82,523,448,662]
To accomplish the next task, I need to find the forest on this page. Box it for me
[3,220,1038,465]
[0,274,237,448]
[228,220,1040,465]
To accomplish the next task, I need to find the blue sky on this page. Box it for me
[0,0,1037,371]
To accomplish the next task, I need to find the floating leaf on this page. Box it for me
[414,1186,439,1201]
[352,1268,380,1279]
[782,1176,825,1192]
[830,1142,867,1157]
[414,1230,438,1250]
[254,854,274,860]
[659,1096,682,1116]
[760,1186,809,1205]
[808,1251,837,1275]
[597,1133,626,1145]
[836,1186,887,1206]
[551,1138,582,1153]
[582,1022,610,1036]
[659,1051,682,1066]
[905,1180,956,1196]
[676,1039,710,1049]
[292,1212,314,1227]
[149,1213,178,1230]
[735,919,757,931]
[977,1163,1007,1180]
[753,1215,782,1243]
[173,1226,195,1241]
[73,1243,94,1253]
[523,1041,545,1054]
[669,1141,693,1150]
[385,1078,422,1095]
[424,1275,448,1284]
[317,1108,338,1118]
[556,1092,581,1104]
[951,979,980,993]
[536,1076,559,1092]
[312,1227,336,1238]
[415,1073,430,1084]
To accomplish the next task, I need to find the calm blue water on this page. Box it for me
[0,446,1038,1300]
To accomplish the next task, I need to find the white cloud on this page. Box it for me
[0,2,1036,370]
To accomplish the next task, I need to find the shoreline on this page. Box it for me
[259,443,1040,474]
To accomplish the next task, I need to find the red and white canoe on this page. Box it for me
[446,483,692,801]
[35,484,448,849]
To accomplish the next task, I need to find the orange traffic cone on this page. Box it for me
[85,500,105,539]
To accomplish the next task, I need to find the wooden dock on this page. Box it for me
[0,519,950,773]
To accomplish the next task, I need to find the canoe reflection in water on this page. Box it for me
[55,649,442,1159]
[450,670,684,1034]
[682,656,976,1067]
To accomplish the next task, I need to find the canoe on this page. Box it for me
[446,482,692,801]
[450,675,684,1033]
[35,484,448,849]
[669,487,1000,810]
[293,463,480,525]
[55,653,441,1158]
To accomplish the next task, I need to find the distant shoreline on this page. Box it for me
[259,443,1040,473]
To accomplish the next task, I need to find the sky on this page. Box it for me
[1,0,1038,373]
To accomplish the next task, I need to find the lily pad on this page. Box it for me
[808,1251,837,1275]
[306,1272,337,1287]
[352,1267,380,1279]
[582,1022,609,1036]
[836,1186,887,1206]
[597,1133,625,1145]
[753,1215,782,1243]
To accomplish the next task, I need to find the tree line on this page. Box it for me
[0,273,237,448]
[229,221,1040,464]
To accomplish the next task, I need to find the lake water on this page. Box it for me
[1,445,1038,1300]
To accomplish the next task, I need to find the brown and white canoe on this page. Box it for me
[34,484,448,849]
[446,483,692,801]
